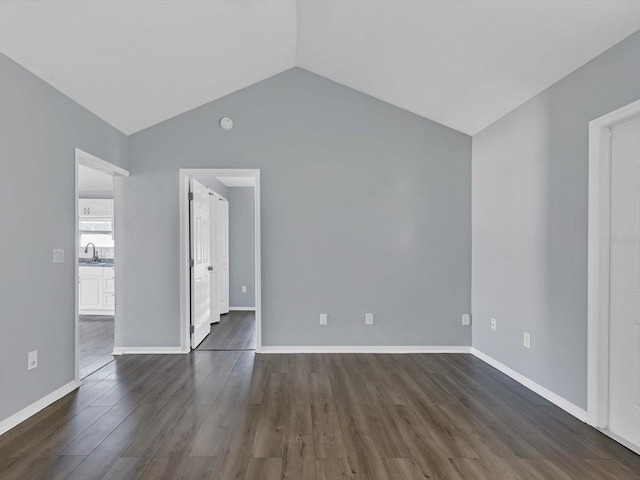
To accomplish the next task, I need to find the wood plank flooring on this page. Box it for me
[79,315,115,379]
[1,351,639,479]
[196,311,255,351]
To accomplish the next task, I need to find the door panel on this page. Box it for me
[218,198,230,314]
[190,178,211,348]
[609,119,640,447]
[209,193,220,324]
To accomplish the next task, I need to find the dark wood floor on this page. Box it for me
[196,311,255,351]
[79,315,114,379]
[1,351,639,479]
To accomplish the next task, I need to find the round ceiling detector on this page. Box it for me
[220,117,234,131]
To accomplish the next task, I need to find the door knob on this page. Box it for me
[208,266,214,271]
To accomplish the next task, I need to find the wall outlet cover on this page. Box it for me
[490,318,497,331]
[28,350,38,370]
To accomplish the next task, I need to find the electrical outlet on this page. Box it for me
[462,314,471,326]
[365,313,374,325]
[241,285,247,293]
[319,313,327,326]
[28,350,38,370]
[490,318,497,331]
[523,332,531,349]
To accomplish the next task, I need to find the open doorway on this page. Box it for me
[179,169,261,353]
[75,149,129,380]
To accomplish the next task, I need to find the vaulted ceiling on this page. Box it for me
[1,1,640,135]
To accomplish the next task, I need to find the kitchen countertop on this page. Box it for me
[79,259,115,267]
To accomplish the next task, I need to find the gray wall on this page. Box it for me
[472,30,640,408]
[0,52,128,422]
[123,67,471,348]
[228,187,255,308]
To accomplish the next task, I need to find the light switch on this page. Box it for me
[319,313,328,326]
[242,285,247,293]
[53,249,64,264]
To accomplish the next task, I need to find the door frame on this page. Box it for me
[587,99,640,447]
[179,168,262,353]
[74,148,129,382]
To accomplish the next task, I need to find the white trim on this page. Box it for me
[598,429,640,456]
[229,307,256,311]
[75,149,129,382]
[587,98,640,429]
[111,347,187,355]
[179,169,262,354]
[79,310,115,316]
[471,348,588,422]
[260,346,472,354]
[76,148,129,178]
[0,380,81,436]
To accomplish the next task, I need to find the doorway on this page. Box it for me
[75,149,129,380]
[588,100,640,454]
[179,169,261,353]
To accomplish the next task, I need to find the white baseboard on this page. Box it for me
[229,307,256,311]
[0,380,81,436]
[112,347,187,355]
[471,348,588,422]
[260,345,472,354]
[79,310,114,316]
[599,429,640,455]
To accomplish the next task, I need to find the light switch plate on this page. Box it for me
[491,318,497,331]
[319,313,327,326]
[365,313,374,325]
[28,350,38,370]
[523,332,531,349]
[462,314,471,326]
[242,285,247,293]
[53,249,64,264]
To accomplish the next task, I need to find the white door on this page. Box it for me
[190,178,212,348]
[209,193,220,324]
[218,198,230,314]
[609,118,640,448]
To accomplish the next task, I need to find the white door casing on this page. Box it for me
[218,197,230,314]
[190,178,212,348]
[209,192,220,325]
[608,118,640,447]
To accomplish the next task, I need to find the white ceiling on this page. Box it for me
[1,1,640,135]
[0,1,296,135]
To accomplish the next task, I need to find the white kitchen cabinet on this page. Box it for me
[79,266,115,315]
[79,199,113,217]
[104,293,115,310]
[103,267,115,293]
[79,266,103,311]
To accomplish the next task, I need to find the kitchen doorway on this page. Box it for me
[75,148,129,380]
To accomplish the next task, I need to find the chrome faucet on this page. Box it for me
[84,242,99,262]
